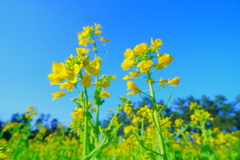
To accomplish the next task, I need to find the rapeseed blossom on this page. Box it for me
[81,75,92,88]
[137,60,153,73]
[71,108,84,118]
[133,43,148,55]
[121,59,135,70]
[159,78,168,86]
[52,92,66,100]
[126,80,141,95]
[100,91,111,97]
[168,77,180,87]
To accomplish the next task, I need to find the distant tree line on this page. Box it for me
[1,94,240,140]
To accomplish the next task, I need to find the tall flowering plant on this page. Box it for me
[47,24,129,160]
[121,39,181,160]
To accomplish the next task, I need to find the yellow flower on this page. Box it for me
[95,30,102,35]
[81,75,92,88]
[52,92,66,100]
[59,81,74,91]
[128,71,140,77]
[73,64,82,75]
[154,62,166,70]
[69,72,78,83]
[91,57,102,68]
[104,38,110,42]
[124,49,134,59]
[134,43,148,54]
[122,75,133,80]
[151,38,162,47]
[100,91,111,97]
[158,54,173,65]
[76,48,90,55]
[71,108,84,118]
[168,77,180,87]
[84,57,102,75]
[47,62,66,84]
[111,75,117,80]
[99,37,104,41]
[159,78,168,86]
[47,73,64,85]
[121,59,135,70]
[79,37,91,47]
[136,60,153,73]
[124,125,133,135]
[59,67,72,79]
[189,102,202,110]
[84,67,100,76]
[51,62,63,73]
[78,26,93,39]
[175,118,184,128]
[94,23,102,30]
[126,81,141,95]
[127,80,138,90]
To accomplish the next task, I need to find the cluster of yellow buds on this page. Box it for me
[190,109,214,124]
[174,118,184,128]
[25,106,37,119]
[189,102,202,110]
[190,103,214,126]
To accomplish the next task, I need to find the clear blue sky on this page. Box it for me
[1,0,240,126]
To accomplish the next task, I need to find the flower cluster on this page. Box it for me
[47,24,114,101]
[121,38,180,96]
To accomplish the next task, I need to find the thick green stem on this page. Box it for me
[153,111,168,160]
[83,86,89,157]
[147,72,168,160]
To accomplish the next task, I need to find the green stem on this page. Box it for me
[147,72,168,160]
[93,39,101,160]
[83,86,89,157]
[141,116,145,159]
[113,134,117,160]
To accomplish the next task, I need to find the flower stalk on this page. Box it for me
[147,72,168,160]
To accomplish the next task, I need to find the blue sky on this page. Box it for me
[1,0,240,126]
